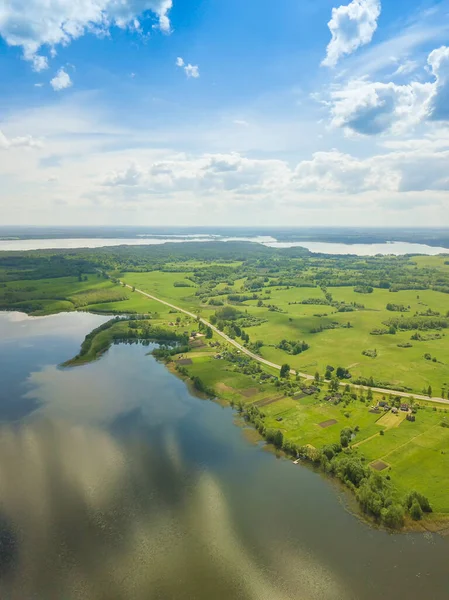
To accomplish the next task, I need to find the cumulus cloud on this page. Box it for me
[293,148,449,194]
[98,146,449,208]
[329,79,433,135]
[176,57,200,78]
[101,153,290,196]
[0,130,43,150]
[294,151,382,193]
[328,45,449,135]
[0,0,173,68]
[50,68,73,91]
[427,46,449,121]
[322,0,381,67]
[184,64,200,78]
[103,162,144,186]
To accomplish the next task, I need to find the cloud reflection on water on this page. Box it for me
[0,419,349,600]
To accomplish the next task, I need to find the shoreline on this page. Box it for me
[162,353,449,535]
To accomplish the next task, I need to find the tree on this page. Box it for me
[314,371,320,384]
[381,504,405,529]
[280,364,291,378]
[428,385,433,397]
[367,387,373,402]
[325,369,332,380]
[205,326,213,339]
[273,430,284,449]
[336,366,347,379]
[410,500,423,521]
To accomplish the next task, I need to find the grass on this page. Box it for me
[174,344,449,518]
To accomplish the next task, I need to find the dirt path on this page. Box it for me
[124,282,449,406]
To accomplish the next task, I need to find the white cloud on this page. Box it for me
[0,130,43,150]
[103,162,144,186]
[101,153,290,196]
[0,0,173,68]
[322,0,381,67]
[328,45,449,135]
[427,46,449,121]
[31,54,49,72]
[176,57,200,78]
[391,59,418,77]
[184,64,200,78]
[329,79,433,135]
[291,148,449,197]
[50,68,73,91]
[99,145,449,203]
[233,120,249,127]
[293,151,384,193]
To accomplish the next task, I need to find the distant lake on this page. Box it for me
[1,310,449,599]
[265,241,449,255]
[0,236,448,255]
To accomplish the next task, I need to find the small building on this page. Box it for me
[406,414,416,422]
[400,403,409,412]
[392,407,398,414]
[379,401,386,408]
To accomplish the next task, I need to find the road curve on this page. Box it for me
[124,283,449,406]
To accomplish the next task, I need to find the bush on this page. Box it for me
[405,491,432,514]
[410,500,423,521]
[381,504,405,529]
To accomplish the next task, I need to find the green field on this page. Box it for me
[163,344,449,520]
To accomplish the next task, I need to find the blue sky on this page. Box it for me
[0,0,449,226]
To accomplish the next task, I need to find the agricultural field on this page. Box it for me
[167,345,449,519]
[120,252,449,396]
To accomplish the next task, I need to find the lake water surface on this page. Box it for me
[0,237,448,255]
[0,311,448,599]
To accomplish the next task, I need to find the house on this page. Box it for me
[400,403,409,412]
[392,407,398,414]
[379,401,386,408]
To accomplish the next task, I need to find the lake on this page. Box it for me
[0,237,448,256]
[0,311,448,599]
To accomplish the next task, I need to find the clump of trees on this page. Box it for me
[277,339,310,356]
[386,303,409,312]
[362,349,378,358]
[385,316,449,332]
[280,364,291,378]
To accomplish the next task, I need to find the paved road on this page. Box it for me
[125,283,449,406]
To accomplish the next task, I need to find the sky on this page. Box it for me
[0,0,449,227]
